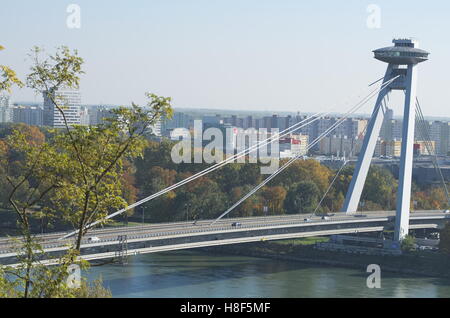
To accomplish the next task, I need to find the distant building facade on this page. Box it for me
[0,95,13,123]
[12,105,43,126]
[318,135,363,157]
[43,89,81,128]
[279,134,309,158]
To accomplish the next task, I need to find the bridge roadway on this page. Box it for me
[0,210,449,266]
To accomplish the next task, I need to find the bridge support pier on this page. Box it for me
[342,39,428,243]
[342,65,393,213]
[394,64,418,241]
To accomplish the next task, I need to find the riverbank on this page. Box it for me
[84,250,450,297]
[199,239,450,278]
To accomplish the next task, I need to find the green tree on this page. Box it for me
[135,140,178,175]
[439,222,450,254]
[360,200,383,212]
[276,159,331,194]
[174,176,228,221]
[0,45,172,297]
[261,186,287,215]
[0,45,24,93]
[284,181,321,214]
[0,260,111,298]
[213,163,241,193]
[0,125,69,297]
[238,163,262,186]
[362,166,397,210]
[140,166,177,223]
[26,46,173,250]
[230,185,262,217]
[414,187,449,210]
[332,166,354,198]
[119,160,139,220]
[401,235,416,252]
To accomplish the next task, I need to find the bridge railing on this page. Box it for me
[1,217,340,254]
[0,214,415,255]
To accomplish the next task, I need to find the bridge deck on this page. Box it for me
[0,210,448,266]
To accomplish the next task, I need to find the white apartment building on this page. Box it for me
[0,95,13,123]
[43,89,81,128]
[318,135,363,157]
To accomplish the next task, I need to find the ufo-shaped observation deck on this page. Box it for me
[373,39,429,65]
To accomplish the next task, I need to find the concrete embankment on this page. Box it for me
[199,241,450,278]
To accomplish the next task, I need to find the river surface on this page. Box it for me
[85,251,450,298]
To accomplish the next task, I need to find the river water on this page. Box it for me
[85,251,450,298]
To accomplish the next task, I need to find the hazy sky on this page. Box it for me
[1,0,450,117]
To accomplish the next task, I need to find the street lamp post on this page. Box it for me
[124,212,128,226]
[141,206,145,226]
[185,204,191,222]
[359,200,365,213]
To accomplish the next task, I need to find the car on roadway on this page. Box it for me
[444,210,450,213]
[321,216,330,220]
[303,218,311,222]
[430,233,440,239]
[419,245,435,251]
[231,222,242,227]
[88,236,100,243]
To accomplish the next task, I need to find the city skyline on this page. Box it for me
[2,1,450,117]
[3,1,450,301]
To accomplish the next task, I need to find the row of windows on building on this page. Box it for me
[2,93,450,156]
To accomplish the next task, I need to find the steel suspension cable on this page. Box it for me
[60,75,399,239]
[59,113,323,239]
[415,103,445,188]
[314,95,391,216]
[415,98,450,204]
[310,92,391,217]
[309,97,385,217]
[211,77,399,224]
[415,110,448,203]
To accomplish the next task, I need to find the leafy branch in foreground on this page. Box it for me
[45,96,173,250]
[0,45,172,297]
[0,45,24,93]
[26,46,173,250]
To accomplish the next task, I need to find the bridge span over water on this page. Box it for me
[0,210,448,266]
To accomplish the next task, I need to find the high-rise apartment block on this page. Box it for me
[43,89,81,128]
[0,95,13,123]
[12,105,43,126]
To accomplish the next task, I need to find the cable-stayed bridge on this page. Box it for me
[2,38,448,266]
[0,210,449,266]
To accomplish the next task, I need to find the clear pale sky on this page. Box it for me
[1,0,450,117]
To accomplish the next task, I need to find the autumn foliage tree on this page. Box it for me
[284,181,321,214]
[261,186,287,215]
[275,160,330,191]
[414,187,449,210]
[0,45,173,297]
[230,186,262,217]
[0,45,24,93]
